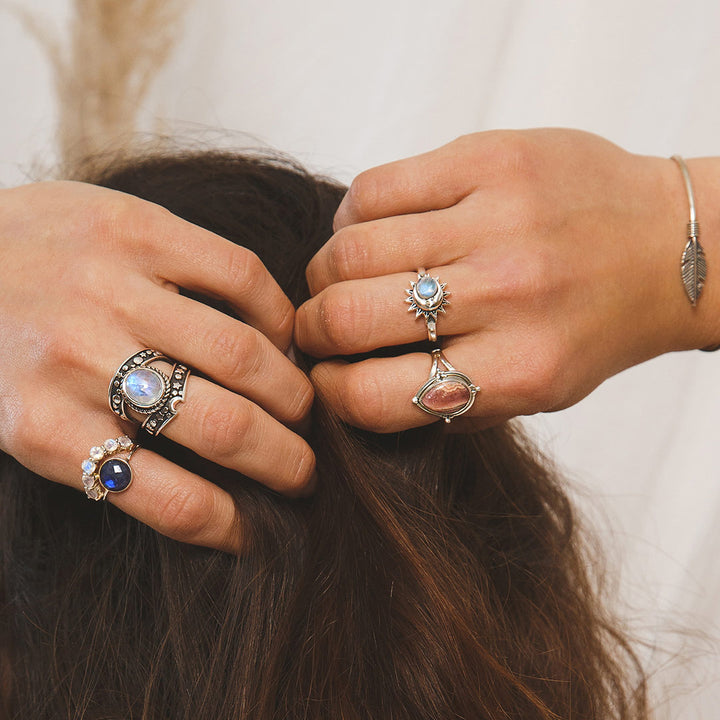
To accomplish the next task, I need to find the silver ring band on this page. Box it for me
[142,362,190,436]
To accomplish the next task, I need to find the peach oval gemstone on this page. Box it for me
[421,380,471,414]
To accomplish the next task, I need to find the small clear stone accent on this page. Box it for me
[90,446,104,460]
[86,486,102,500]
[82,475,96,489]
[118,436,133,449]
[104,438,119,452]
[122,365,128,371]
[133,356,143,364]
[81,459,96,474]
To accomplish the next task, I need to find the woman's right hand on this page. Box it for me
[0,181,316,553]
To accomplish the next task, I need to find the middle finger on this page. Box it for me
[131,286,314,425]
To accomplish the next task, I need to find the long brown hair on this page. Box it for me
[0,150,647,719]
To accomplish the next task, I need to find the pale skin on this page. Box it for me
[4,129,720,552]
[0,181,316,554]
[295,129,720,431]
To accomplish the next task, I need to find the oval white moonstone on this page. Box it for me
[122,368,165,408]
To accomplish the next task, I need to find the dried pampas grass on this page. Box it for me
[13,0,190,169]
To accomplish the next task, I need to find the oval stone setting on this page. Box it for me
[122,368,165,408]
[419,379,472,415]
[416,275,438,299]
[98,458,133,492]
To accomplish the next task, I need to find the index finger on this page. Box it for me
[114,193,295,351]
[333,134,489,230]
[333,130,540,231]
[152,213,295,351]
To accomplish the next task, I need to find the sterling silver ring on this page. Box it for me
[406,268,449,342]
[109,349,190,436]
[413,349,479,423]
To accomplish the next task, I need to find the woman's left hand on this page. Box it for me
[295,129,720,431]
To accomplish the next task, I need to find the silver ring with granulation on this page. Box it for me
[108,349,190,436]
[412,349,479,423]
[405,268,450,342]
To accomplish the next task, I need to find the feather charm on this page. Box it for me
[681,234,707,306]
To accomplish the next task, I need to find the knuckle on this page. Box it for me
[506,185,549,235]
[209,326,262,384]
[284,379,315,425]
[226,247,264,297]
[510,253,547,302]
[508,344,565,411]
[316,287,360,353]
[274,300,295,347]
[198,400,253,460]
[486,130,538,180]
[157,483,217,542]
[346,169,380,220]
[286,443,316,494]
[7,400,51,461]
[342,367,387,431]
[84,192,134,236]
[327,227,370,281]
[481,249,552,308]
[449,133,479,155]
[42,321,91,373]
[91,193,163,250]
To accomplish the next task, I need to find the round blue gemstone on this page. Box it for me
[98,458,133,492]
[416,276,438,299]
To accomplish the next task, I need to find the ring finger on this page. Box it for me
[309,339,543,433]
[36,408,244,553]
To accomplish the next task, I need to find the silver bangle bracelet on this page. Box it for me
[671,155,706,307]
[671,156,720,350]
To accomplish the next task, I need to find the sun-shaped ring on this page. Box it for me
[405,267,450,342]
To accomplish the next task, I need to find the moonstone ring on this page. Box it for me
[81,435,137,501]
[412,349,479,423]
[406,268,449,342]
[109,349,190,436]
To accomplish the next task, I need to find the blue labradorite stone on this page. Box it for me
[122,368,164,408]
[416,276,438,299]
[98,458,133,492]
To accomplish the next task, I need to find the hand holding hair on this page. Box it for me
[296,128,720,431]
[0,180,316,552]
